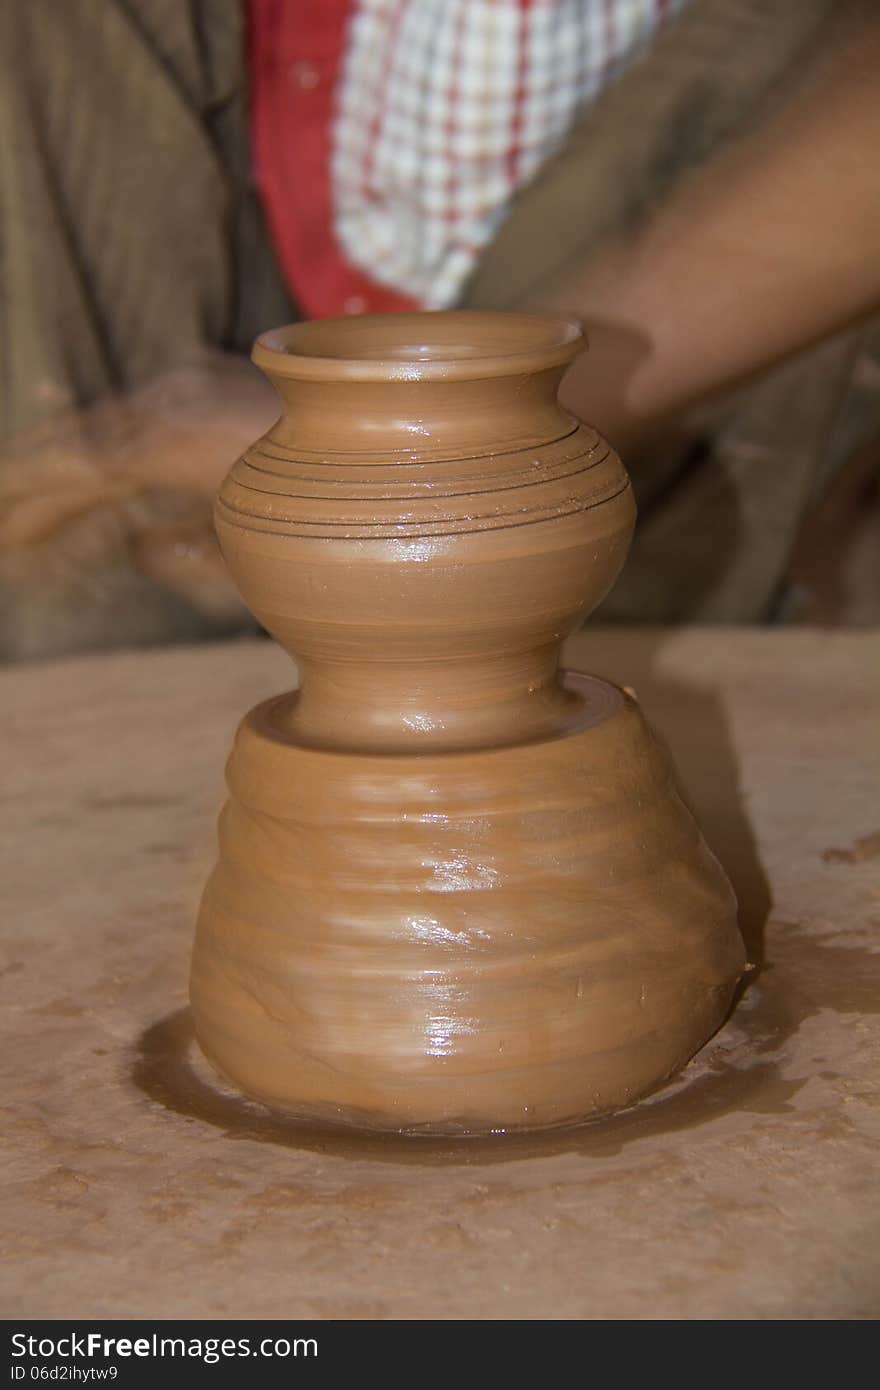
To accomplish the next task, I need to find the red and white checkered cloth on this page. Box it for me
[249,1,687,316]
[331,0,686,308]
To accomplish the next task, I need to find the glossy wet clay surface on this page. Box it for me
[193,312,743,1130]
[3,630,878,1317]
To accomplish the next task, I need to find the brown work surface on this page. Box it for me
[2,628,878,1320]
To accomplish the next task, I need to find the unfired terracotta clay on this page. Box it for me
[190,311,745,1133]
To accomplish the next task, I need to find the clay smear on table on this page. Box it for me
[190,311,745,1134]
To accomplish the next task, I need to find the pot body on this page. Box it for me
[190,312,744,1131]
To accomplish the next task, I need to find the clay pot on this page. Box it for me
[190,311,744,1133]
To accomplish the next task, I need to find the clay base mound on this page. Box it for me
[191,672,743,1135]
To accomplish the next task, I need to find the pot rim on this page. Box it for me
[252,310,585,383]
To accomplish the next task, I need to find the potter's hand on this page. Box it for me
[0,351,278,659]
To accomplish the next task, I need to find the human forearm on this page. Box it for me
[543,9,880,449]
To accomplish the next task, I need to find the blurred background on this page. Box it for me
[1,0,878,662]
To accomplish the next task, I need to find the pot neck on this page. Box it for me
[262,365,577,456]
